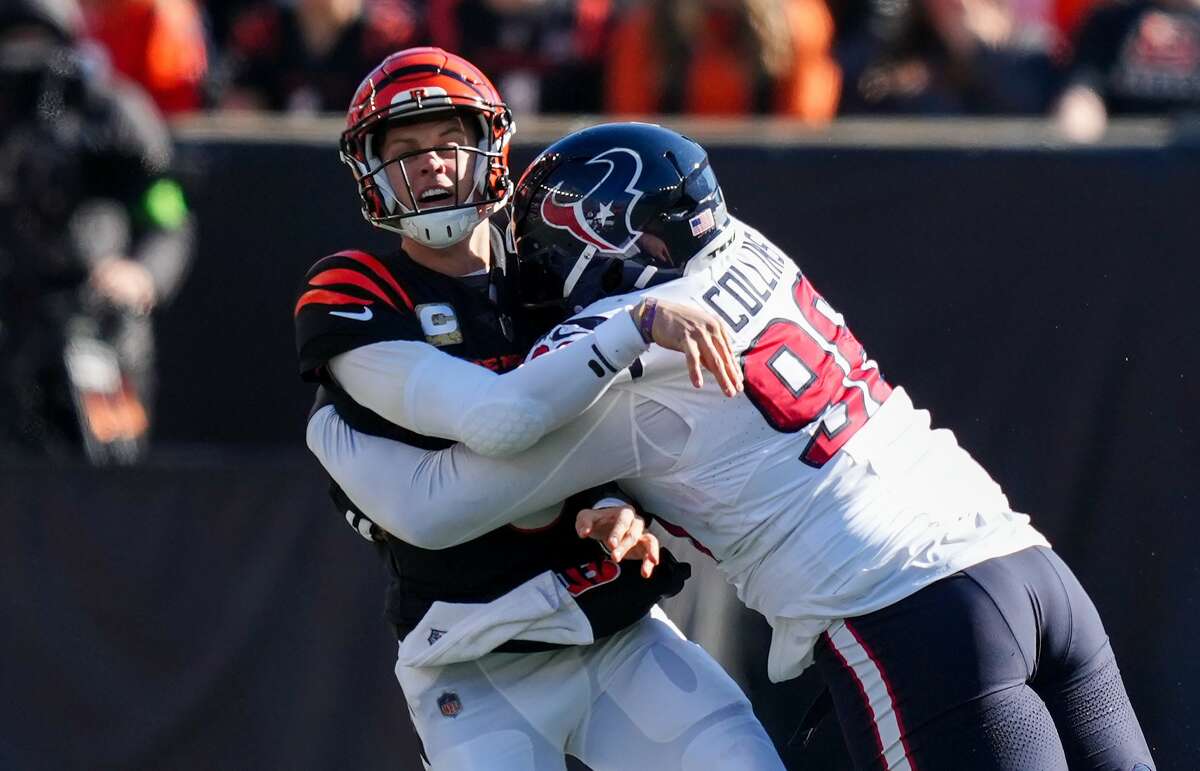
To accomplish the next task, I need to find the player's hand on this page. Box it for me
[576,504,661,578]
[91,256,157,315]
[632,298,743,397]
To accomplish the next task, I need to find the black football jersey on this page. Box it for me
[294,219,688,645]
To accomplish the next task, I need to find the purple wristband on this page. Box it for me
[637,298,658,344]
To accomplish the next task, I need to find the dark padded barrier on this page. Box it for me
[4,130,1196,769]
[0,455,411,771]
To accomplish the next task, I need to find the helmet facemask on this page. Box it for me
[341,90,514,248]
[344,110,508,248]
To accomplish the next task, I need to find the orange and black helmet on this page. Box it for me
[340,47,515,246]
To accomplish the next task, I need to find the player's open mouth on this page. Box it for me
[418,188,454,204]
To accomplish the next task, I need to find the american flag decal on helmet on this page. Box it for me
[689,209,715,237]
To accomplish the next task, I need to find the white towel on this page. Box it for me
[397,569,594,668]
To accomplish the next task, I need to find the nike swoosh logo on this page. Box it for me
[330,307,373,321]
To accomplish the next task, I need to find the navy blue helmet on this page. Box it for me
[511,122,730,313]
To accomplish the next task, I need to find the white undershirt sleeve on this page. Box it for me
[328,309,647,456]
[307,390,674,549]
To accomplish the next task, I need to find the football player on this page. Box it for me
[295,51,782,771]
[310,123,1156,770]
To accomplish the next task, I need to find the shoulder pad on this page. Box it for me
[297,249,415,313]
[294,250,422,378]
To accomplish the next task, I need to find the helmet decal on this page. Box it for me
[539,148,645,254]
[389,85,451,113]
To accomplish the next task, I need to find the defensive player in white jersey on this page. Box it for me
[298,52,783,771]
[310,123,1156,770]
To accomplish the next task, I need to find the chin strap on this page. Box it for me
[633,265,658,288]
[561,245,598,300]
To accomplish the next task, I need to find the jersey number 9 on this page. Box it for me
[741,277,892,467]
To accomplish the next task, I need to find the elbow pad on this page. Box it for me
[461,399,549,457]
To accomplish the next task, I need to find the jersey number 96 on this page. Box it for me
[741,277,892,468]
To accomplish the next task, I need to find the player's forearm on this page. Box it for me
[306,404,495,546]
[329,311,647,457]
[306,397,642,549]
[443,310,647,455]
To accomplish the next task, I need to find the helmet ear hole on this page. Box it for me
[601,260,624,293]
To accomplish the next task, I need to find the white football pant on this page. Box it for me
[396,610,784,771]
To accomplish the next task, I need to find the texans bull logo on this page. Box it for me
[539,148,645,253]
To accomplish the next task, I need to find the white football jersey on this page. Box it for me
[309,216,1049,683]
[552,218,1049,681]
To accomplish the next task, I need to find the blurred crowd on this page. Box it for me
[63,0,1200,139]
[2,0,1197,463]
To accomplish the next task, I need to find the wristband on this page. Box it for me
[637,298,658,344]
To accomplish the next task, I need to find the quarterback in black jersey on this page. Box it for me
[295,48,780,770]
[296,230,696,645]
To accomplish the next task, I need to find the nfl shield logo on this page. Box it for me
[437,691,462,718]
[427,628,446,646]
